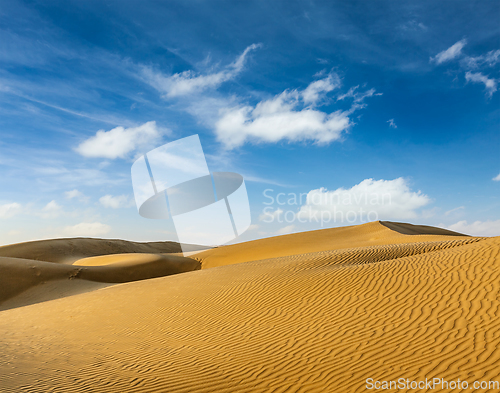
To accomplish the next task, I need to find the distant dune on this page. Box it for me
[0,237,207,264]
[0,239,204,310]
[1,221,499,392]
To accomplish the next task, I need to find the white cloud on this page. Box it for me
[214,77,379,149]
[302,73,341,105]
[276,224,296,235]
[431,39,467,64]
[39,200,63,219]
[399,20,428,32]
[63,222,111,237]
[337,86,380,104]
[65,189,83,199]
[445,206,465,216]
[65,189,88,202]
[493,173,500,181]
[142,44,261,98]
[260,208,284,222]
[99,194,131,209]
[446,220,500,237]
[0,202,22,219]
[297,178,430,221]
[462,49,500,69]
[75,121,163,159]
[387,119,397,129]
[465,72,497,97]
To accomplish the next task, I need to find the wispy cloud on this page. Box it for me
[431,39,467,64]
[493,173,500,182]
[399,20,428,32]
[141,44,261,98]
[387,119,397,129]
[99,194,133,209]
[446,220,500,237]
[430,40,499,97]
[275,224,296,235]
[0,202,23,219]
[75,121,164,159]
[302,73,341,105]
[445,206,465,216]
[62,222,111,237]
[461,49,500,69]
[337,86,380,104]
[65,189,89,203]
[465,72,497,97]
[242,174,294,188]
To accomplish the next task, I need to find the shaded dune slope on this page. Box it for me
[0,253,200,310]
[0,237,207,265]
[0,237,204,311]
[379,221,467,236]
[1,221,498,392]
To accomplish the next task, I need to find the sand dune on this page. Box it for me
[0,237,207,264]
[1,221,499,392]
[195,220,471,269]
[0,240,202,311]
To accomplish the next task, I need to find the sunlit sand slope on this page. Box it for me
[196,221,469,268]
[1,230,497,392]
[0,237,206,265]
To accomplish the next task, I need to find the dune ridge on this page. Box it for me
[0,237,207,265]
[195,221,472,269]
[1,221,498,392]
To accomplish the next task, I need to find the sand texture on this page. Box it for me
[1,221,499,392]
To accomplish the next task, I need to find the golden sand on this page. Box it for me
[0,221,499,392]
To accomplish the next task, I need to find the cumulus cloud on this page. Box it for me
[0,202,22,219]
[142,44,261,98]
[493,173,500,181]
[99,194,132,209]
[465,72,497,97]
[63,222,111,237]
[387,119,397,129]
[215,92,350,148]
[297,178,430,222]
[431,39,467,64]
[214,77,378,149]
[76,121,163,159]
[446,220,500,237]
[39,200,62,219]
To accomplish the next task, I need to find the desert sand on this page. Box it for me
[0,221,499,392]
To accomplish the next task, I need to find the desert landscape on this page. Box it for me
[1,220,499,392]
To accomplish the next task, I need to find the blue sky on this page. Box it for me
[0,0,499,245]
